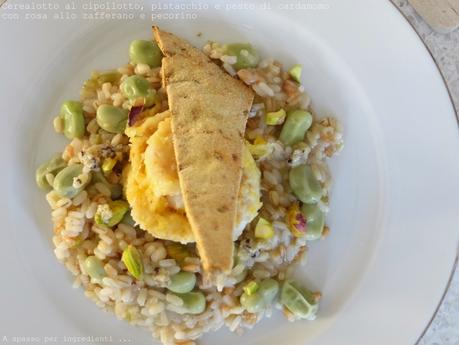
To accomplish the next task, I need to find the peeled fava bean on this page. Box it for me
[279,110,312,146]
[96,105,129,134]
[240,290,265,313]
[60,101,85,139]
[35,154,66,190]
[224,43,260,70]
[167,272,197,294]
[129,40,162,68]
[174,292,206,315]
[53,164,90,198]
[280,281,319,320]
[301,204,325,241]
[258,278,279,303]
[120,75,157,107]
[240,278,280,313]
[289,164,322,204]
[84,256,106,281]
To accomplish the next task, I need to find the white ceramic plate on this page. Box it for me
[1,1,458,344]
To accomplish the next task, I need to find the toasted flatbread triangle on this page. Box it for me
[153,26,254,272]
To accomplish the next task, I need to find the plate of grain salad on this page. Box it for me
[2,2,459,345]
[33,26,343,344]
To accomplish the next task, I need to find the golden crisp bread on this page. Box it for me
[153,26,254,272]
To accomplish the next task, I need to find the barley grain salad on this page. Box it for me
[35,26,343,345]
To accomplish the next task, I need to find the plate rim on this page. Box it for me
[387,1,459,343]
[0,0,458,343]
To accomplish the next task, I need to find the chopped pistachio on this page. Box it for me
[254,217,275,239]
[102,158,117,174]
[243,281,259,296]
[247,137,274,160]
[122,245,144,279]
[266,109,286,126]
[288,64,302,83]
[95,200,129,227]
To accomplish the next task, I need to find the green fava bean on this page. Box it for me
[46,155,67,172]
[35,154,66,190]
[36,165,51,190]
[240,291,265,313]
[240,278,279,313]
[53,164,90,198]
[175,292,206,315]
[280,281,319,320]
[96,105,129,134]
[258,278,279,303]
[225,43,260,70]
[120,75,157,107]
[289,164,322,204]
[84,256,106,281]
[301,204,325,241]
[167,272,196,294]
[279,110,312,146]
[60,101,85,139]
[129,40,162,68]
[121,75,150,98]
[143,89,158,107]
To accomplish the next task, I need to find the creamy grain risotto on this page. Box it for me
[35,27,343,345]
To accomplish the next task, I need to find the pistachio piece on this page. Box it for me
[288,64,302,83]
[122,245,144,279]
[102,158,117,174]
[254,217,274,239]
[243,281,259,296]
[266,109,286,126]
[95,200,129,227]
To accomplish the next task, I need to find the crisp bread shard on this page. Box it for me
[153,26,254,273]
